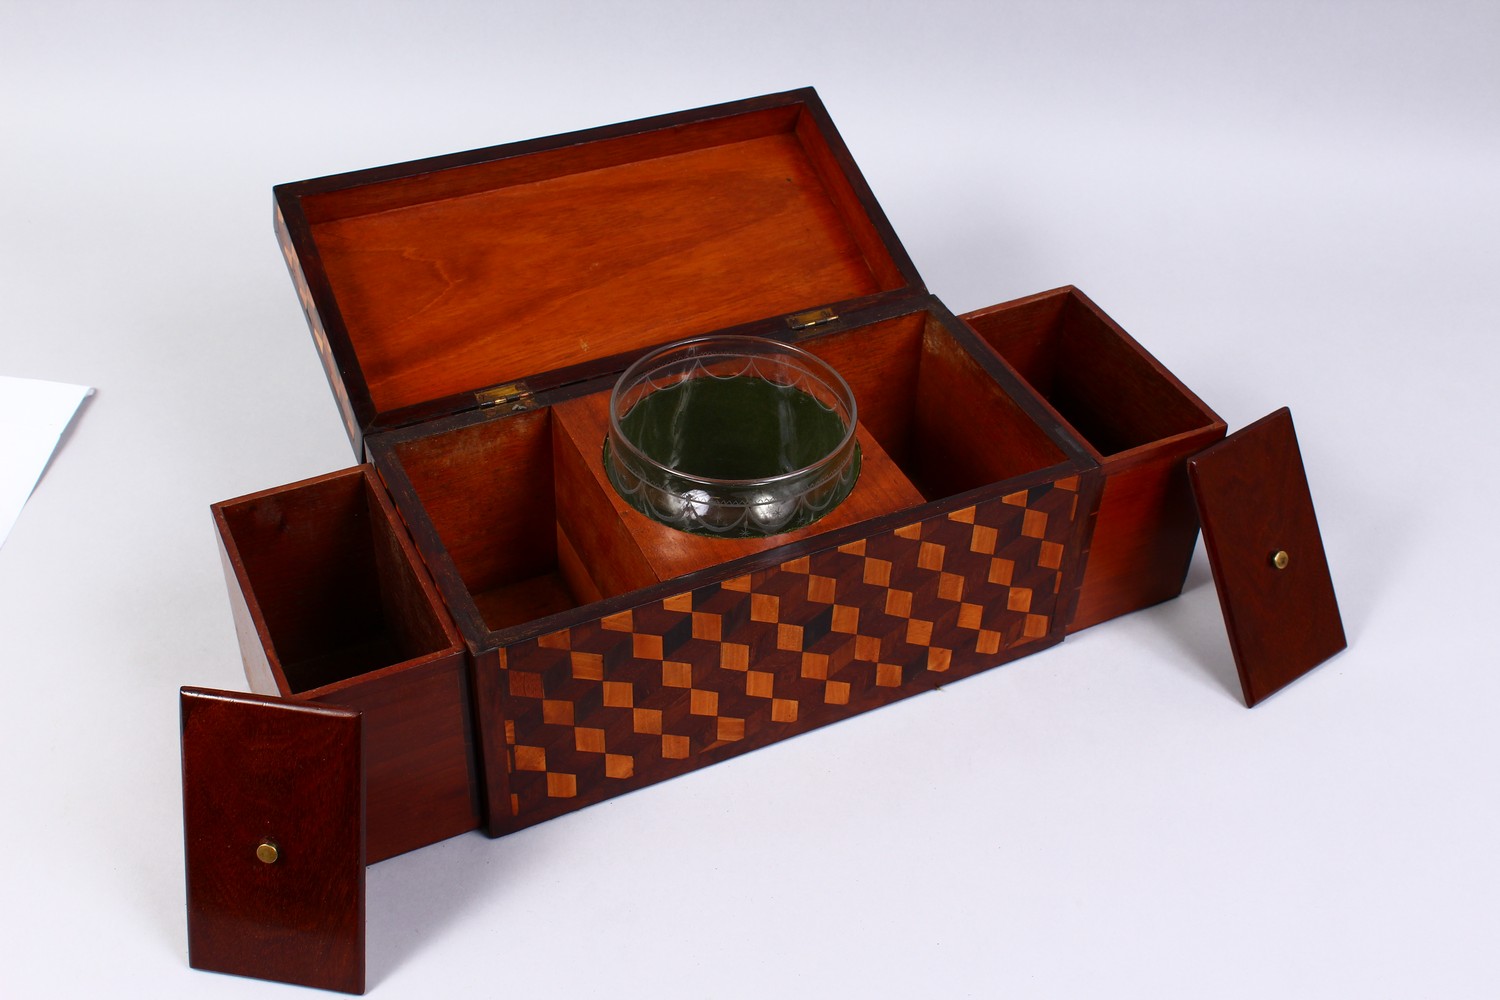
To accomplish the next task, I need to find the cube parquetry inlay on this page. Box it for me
[495,480,1079,829]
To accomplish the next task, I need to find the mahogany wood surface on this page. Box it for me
[181,688,364,994]
[791,311,1071,495]
[214,469,391,692]
[1188,408,1346,706]
[556,525,606,607]
[309,132,883,414]
[306,655,481,860]
[1071,424,1223,628]
[274,89,923,453]
[787,311,925,459]
[961,287,1224,630]
[211,467,478,862]
[910,314,1072,497]
[382,406,579,635]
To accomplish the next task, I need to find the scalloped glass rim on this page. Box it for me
[603,335,861,538]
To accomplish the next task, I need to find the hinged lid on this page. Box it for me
[180,687,366,993]
[1187,408,1346,706]
[275,87,924,455]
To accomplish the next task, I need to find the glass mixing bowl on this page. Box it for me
[604,336,861,538]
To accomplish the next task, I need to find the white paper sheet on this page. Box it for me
[0,376,93,550]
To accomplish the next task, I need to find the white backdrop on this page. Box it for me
[3,2,1497,997]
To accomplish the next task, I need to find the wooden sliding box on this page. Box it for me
[210,467,479,862]
[961,288,1225,630]
[240,88,1100,848]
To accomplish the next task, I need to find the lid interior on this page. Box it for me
[290,95,914,423]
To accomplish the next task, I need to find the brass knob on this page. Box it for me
[256,839,280,864]
[1271,550,1290,570]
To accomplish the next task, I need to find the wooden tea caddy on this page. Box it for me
[181,88,1345,993]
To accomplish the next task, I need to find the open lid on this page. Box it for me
[181,687,365,993]
[1187,408,1346,706]
[274,87,925,455]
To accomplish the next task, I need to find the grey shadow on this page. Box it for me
[365,824,550,988]
[1153,554,1244,703]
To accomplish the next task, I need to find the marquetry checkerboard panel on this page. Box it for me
[487,477,1082,830]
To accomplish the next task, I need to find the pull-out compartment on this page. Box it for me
[960,286,1225,629]
[211,466,478,861]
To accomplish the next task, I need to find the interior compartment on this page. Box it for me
[378,306,1073,638]
[961,288,1218,458]
[796,310,1069,496]
[383,407,582,633]
[961,287,1225,630]
[292,99,912,421]
[214,469,456,694]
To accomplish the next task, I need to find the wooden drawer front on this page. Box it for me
[479,476,1084,832]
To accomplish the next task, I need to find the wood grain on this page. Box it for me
[181,688,364,994]
[385,407,573,628]
[960,287,1225,630]
[274,89,921,447]
[211,467,477,862]
[1189,407,1346,706]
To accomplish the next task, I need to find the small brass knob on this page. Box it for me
[256,839,280,865]
[1271,550,1290,570]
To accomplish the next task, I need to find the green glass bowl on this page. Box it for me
[604,336,861,538]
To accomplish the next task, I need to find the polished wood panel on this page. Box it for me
[961,287,1224,629]
[307,654,480,862]
[783,311,925,461]
[1071,429,1220,627]
[214,469,388,692]
[1189,408,1346,706]
[385,407,578,633]
[181,688,364,994]
[911,313,1071,498]
[274,89,923,454]
[310,131,882,414]
[385,408,557,599]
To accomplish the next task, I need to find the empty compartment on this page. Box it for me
[959,287,1218,459]
[797,307,1073,498]
[213,467,458,694]
[276,89,919,452]
[375,408,589,637]
[961,287,1225,629]
[212,466,478,861]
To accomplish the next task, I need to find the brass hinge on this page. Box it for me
[785,307,838,333]
[475,380,536,412]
